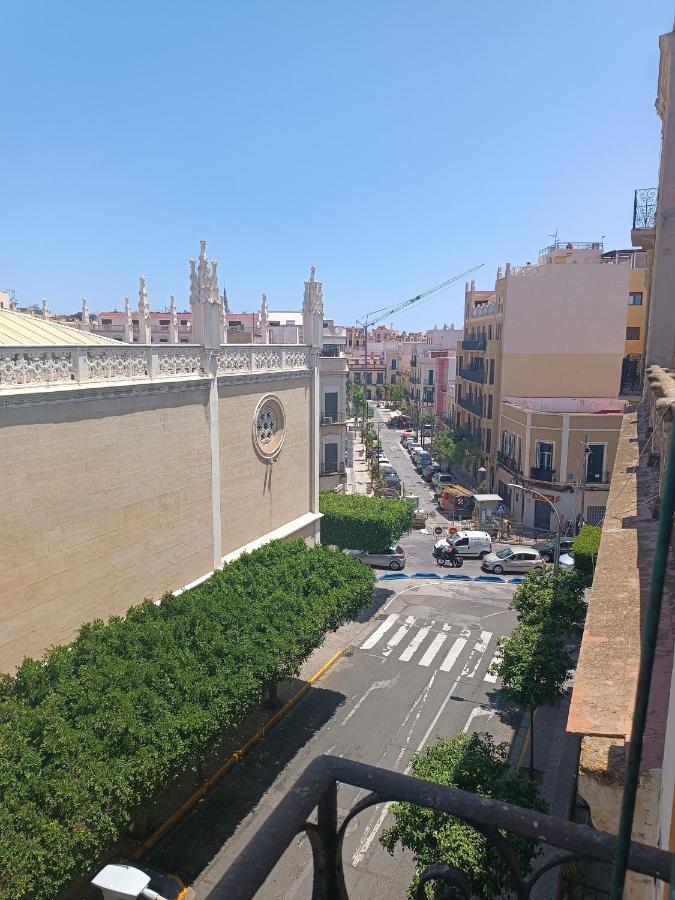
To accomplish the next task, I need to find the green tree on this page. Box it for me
[350,384,367,424]
[375,384,384,400]
[388,384,407,408]
[510,567,586,634]
[0,541,374,900]
[493,624,572,777]
[431,433,457,472]
[572,524,601,585]
[319,492,414,552]
[381,732,546,899]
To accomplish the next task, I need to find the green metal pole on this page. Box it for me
[609,415,675,898]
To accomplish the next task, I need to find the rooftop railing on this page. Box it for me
[211,755,673,900]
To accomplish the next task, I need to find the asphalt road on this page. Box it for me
[148,580,519,898]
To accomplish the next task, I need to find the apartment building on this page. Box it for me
[452,243,637,529]
[347,353,386,400]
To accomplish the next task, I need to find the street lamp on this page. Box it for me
[507,483,561,575]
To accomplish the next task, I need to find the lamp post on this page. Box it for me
[508,483,561,574]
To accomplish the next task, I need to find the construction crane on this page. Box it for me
[355,263,484,421]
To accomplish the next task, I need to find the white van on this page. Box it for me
[448,530,492,559]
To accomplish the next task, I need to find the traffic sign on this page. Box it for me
[434,526,443,535]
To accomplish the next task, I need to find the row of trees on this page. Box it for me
[383,567,586,897]
[0,541,375,900]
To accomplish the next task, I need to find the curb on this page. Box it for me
[132,649,345,860]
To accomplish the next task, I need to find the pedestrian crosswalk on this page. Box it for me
[360,613,501,683]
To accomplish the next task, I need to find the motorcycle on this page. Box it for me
[436,550,464,568]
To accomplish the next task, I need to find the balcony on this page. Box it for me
[633,187,657,231]
[530,466,555,482]
[320,462,345,476]
[458,395,483,416]
[455,426,480,447]
[461,337,487,351]
[459,366,486,384]
[213,754,673,899]
[320,410,346,425]
[586,470,611,486]
[497,451,522,475]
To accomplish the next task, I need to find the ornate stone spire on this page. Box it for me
[41,298,49,319]
[80,297,90,330]
[137,276,152,344]
[259,292,270,344]
[189,240,223,349]
[302,265,324,350]
[124,297,133,343]
[169,294,179,344]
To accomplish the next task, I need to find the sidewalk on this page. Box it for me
[345,422,372,496]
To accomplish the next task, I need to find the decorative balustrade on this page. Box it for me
[211,755,673,900]
[459,366,486,384]
[0,344,311,391]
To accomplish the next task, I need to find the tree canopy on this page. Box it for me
[381,732,546,898]
[509,567,586,633]
[0,540,374,900]
[319,492,414,551]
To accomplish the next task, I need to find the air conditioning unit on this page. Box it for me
[321,415,334,424]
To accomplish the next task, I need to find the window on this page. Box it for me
[366,372,372,384]
[391,359,397,370]
[180,319,189,325]
[485,429,491,452]
[585,444,606,483]
[628,293,643,306]
[502,430,514,458]
[159,337,168,342]
[489,359,495,384]
[428,370,434,386]
[324,391,338,420]
[376,372,384,384]
[626,326,641,341]
[101,318,112,325]
[535,441,553,470]
[390,374,397,384]
[323,442,339,474]
[132,319,139,325]
[229,320,242,328]
[180,338,189,343]
[586,505,606,525]
[487,395,493,419]
[159,319,170,325]
[354,372,362,383]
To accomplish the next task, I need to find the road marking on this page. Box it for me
[339,674,400,727]
[418,623,451,667]
[361,613,399,649]
[484,650,501,683]
[462,706,495,733]
[465,631,493,678]
[382,616,416,656]
[398,624,432,661]
[440,627,471,671]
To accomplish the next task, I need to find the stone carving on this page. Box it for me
[124,297,134,342]
[169,295,177,326]
[302,266,324,316]
[158,350,202,376]
[0,350,74,386]
[87,350,148,381]
[216,349,250,374]
[138,276,150,319]
[41,298,49,319]
[81,297,90,330]
[256,406,278,445]
[284,349,309,369]
[254,349,281,370]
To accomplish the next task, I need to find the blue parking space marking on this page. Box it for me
[377,572,511,584]
[509,577,525,584]
[442,573,473,581]
[379,573,409,581]
[474,575,505,583]
[412,571,441,579]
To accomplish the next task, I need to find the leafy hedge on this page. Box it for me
[319,491,415,551]
[0,541,374,900]
[573,524,601,585]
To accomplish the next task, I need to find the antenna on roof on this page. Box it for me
[549,227,559,246]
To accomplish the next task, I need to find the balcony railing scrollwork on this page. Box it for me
[459,366,486,384]
[633,188,657,231]
[210,755,673,900]
[458,395,483,416]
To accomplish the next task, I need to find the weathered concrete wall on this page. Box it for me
[0,372,314,673]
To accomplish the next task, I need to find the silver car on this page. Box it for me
[357,545,406,570]
[482,547,544,574]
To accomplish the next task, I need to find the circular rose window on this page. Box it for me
[252,394,286,460]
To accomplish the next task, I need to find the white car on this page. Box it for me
[558,552,575,572]
[433,530,492,560]
[376,456,391,467]
[482,547,544,574]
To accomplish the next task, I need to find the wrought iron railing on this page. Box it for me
[460,337,487,351]
[458,395,483,416]
[633,188,657,231]
[210,755,673,900]
[459,366,486,384]
[530,466,555,482]
[497,451,522,475]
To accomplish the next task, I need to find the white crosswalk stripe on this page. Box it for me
[361,613,399,650]
[360,616,499,681]
[398,625,432,662]
[418,624,451,667]
[484,650,501,683]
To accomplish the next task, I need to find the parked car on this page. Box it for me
[415,452,432,473]
[558,552,575,572]
[422,462,441,482]
[379,464,396,477]
[375,456,391,467]
[384,473,401,489]
[355,545,406,570]
[537,537,574,563]
[409,445,425,463]
[433,530,492,560]
[400,431,414,445]
[482,547,544,574]
[404,437,416,451]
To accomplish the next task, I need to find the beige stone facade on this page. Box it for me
[0,370,316,673]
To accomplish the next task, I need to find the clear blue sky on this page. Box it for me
[1,1,671,328]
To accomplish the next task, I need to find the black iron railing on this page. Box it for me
[210,755,673,900]
[459,366,486,384]
[461,337,487,351]
[530,466,555,482]
[633,188,657,230]
[497,451,522,475]
[320,410,346,424]
[458,395,483,416]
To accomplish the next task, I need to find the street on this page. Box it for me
[147,579,519,898]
